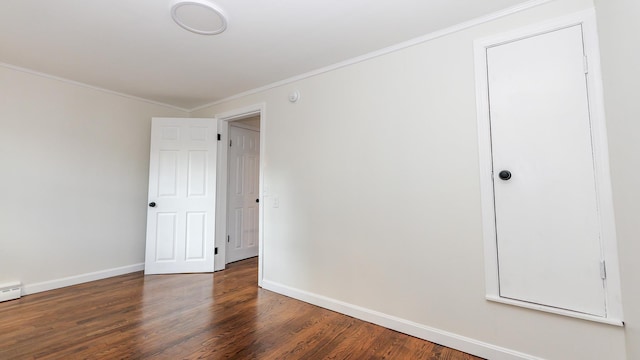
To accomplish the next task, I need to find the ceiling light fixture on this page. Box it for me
[171,0,227,35]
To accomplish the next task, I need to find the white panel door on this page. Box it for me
[487,25,605,316]
[145,118,217,274]
[226,125,260,263]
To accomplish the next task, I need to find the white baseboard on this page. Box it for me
[22,263,144,295]
[261,279,542,360]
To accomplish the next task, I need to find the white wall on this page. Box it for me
[193,1,631,359]
[0,66,187,289]
[594,0,640,358]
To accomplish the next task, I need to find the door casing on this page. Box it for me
[474,9,623,325]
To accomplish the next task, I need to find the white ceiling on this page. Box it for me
[0,0,534,110]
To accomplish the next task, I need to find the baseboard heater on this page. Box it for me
[0,282,22,302]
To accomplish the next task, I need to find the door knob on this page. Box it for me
[498,170,512,180]
[256,198,259,203]
[149,202,156,207]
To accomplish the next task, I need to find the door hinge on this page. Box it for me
[217,133,221,141]
[583,55,589,74]
[600,260,607,280]
[227,235,230,243]
[229,139,232,147]
[214,247,218,255]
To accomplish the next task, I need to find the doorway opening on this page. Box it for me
[214,104,265,286]
[226,117,260,263]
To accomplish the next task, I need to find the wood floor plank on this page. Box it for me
[0,258,484,359]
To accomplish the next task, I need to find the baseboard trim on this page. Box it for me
[22,263,144,295]
[261,279,542,360]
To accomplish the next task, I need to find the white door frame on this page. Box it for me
[213,103,266,287]
[474,9,623,325]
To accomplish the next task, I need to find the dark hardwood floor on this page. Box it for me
[0,258,483,359]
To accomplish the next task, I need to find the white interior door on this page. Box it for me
[226,125,260,263]
[145,118,217,274]
[487,25,606,316]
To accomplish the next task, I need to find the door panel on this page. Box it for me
[145,118,217,274]
[158,151,178,196]
[487,25,605,316]
[155,213,177,261]
[227,125,260,263]
[187,151,208,196]
[185,212,206,260]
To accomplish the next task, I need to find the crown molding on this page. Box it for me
[1,0,554,114]
[189,0,554,112]
[0,62,190,112]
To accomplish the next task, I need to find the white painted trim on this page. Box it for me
[214,103,266,287]
[580,10,624,324]
[189,0,553,112]
[22,263,144,295]
[474,8,624,324]
[0,62,190,112]
[214,103,267,122]
[487,295,623,326]
[262,279,543,360]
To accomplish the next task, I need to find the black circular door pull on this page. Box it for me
[498,170,512,181]
[149,202,157,207]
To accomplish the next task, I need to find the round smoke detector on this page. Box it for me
[171,0,227,35]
